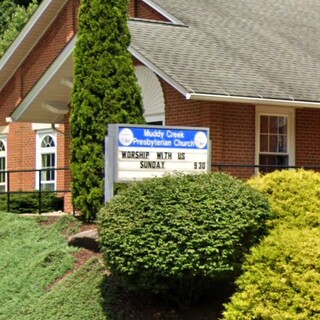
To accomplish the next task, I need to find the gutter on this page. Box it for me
[186,93,320,109]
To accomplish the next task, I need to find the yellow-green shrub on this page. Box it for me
[223,169,320,319]
[248,169,320,227]
[223,225,320,320]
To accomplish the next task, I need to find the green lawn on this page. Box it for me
[0,213,107,320]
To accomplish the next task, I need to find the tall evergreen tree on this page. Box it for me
[71,0,145,221]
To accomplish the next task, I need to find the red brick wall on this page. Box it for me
[129,0,170,21]
[163,80,256,178]
[7,123,35,190]
[0,78,21,127]
[62,112,73,213]
[296,108,320,168]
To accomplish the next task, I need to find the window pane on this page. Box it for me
[277,117,287,134]
[259,155,289,173]
[41,183,55,191]
[269,116,279,134]
[260,116,269,134]
[0,141,5,152]
[41,153,55,182]
[0,157,4,170]
[0,157,5,183]
[269,135,287,153]
[41,135,55,148]
[42,153,55,168]
[260,134,268,152]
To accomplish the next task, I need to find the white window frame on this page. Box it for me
[0,136,7,192]
[256,106,295,171]
[36,131,57,191]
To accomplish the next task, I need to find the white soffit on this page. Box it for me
[0,126,9,134]
[10,36,76,123]
[135,65,165,118]
[0,0,69,91]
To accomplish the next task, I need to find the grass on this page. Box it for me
[0,213,106,320]
[0,211,227,320]
[19,258,107,320]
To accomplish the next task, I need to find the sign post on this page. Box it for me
[105,124,210,202]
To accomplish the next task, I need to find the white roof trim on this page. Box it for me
[129,45,188,98]
[141,0,184,25]
[10,35,76,121]
[186,93,320,109]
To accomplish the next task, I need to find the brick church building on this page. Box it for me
[1,0,320,212]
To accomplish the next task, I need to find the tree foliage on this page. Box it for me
[223,170,320,319]
[98,173,271,307]
[71,0,145,221]
[0,0,38,58]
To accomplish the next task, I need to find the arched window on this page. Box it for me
[37,132,57,190]
[0,138,7,192]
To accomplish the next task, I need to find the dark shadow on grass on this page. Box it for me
[99,274,235,320]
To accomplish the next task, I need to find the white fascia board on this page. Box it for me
[186,93,320,109]
[142,0,184,25]
[10,35,76,121]
[129,45,188,98]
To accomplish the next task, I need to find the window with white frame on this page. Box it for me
[36,132,57,191]
[256,106,295,173]
[0,137,7,192]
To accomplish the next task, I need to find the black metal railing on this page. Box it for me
[211,163,320,182]
[0,167,72,214]
[1,164,320,214]
[212,163,320,173]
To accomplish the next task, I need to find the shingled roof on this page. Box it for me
[128,0,320,104]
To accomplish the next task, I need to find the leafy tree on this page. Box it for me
[71,0,145,221]
[0,0,39,58]
[13,0,37,7]
[0,0,17,36]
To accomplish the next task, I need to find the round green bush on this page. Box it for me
[98,173,271,305]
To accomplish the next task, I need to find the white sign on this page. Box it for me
[111,125,210,182]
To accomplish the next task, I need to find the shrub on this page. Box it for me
[248,169,320,227]
[223,225,320,320]
[0,193,64,213]
[71,0,145,221]
[98,173,271,306]
[223,169,320,319]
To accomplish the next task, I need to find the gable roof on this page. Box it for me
[130,0,320,104]
[5,0,320,123]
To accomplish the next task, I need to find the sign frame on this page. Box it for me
[105,124,211,202]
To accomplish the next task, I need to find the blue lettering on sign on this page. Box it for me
[118,127,208,149]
